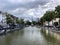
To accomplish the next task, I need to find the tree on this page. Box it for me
[0,12,12,25]
[20,19,24,24]
[32,21,36,25]
[40,16,46,26]
[16,18,24,24]
[6,15,14,25]
[5,13,17,28]
[16,18,21,24]
[55,5,60,15]
[43,11,55,26]
[55,5,60,24]
[26,20,31,25]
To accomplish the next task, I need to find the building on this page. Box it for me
[44,18,59,26]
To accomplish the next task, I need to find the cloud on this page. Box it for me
[0,0,60,21]
[0,0,50,10]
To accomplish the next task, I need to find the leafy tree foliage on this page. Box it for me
[55,5,60,18]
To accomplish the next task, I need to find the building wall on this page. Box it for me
[44,18,59,26]
[0,14,2,22]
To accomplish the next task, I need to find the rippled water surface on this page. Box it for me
[0,26,60,45]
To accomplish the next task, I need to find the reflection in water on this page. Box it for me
[0,26,60,45]
[0,29,24,45]
[41,28,60,45]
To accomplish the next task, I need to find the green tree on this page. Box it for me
[6,15,14,25]
[16,18,24,25]
[20,19,24,24]
[55,5,60,24]
[32,21,36,25]
[40,16,46,26]
[16,18,20,24]
[26,20,31,25]
[43,11,55,26]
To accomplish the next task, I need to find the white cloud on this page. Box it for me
[0,0,60,20]
[12,8,27,13]
[7,0,36,4]
[25,9,35,16]
[9,0,60,19]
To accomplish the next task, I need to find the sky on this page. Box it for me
[0,0,60,21]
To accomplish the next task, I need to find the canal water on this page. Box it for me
[0,26,60,45]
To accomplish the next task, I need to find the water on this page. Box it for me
[0,26,60,45]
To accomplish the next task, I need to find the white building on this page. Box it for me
[0,14,7,26]
[44,18,59,26]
